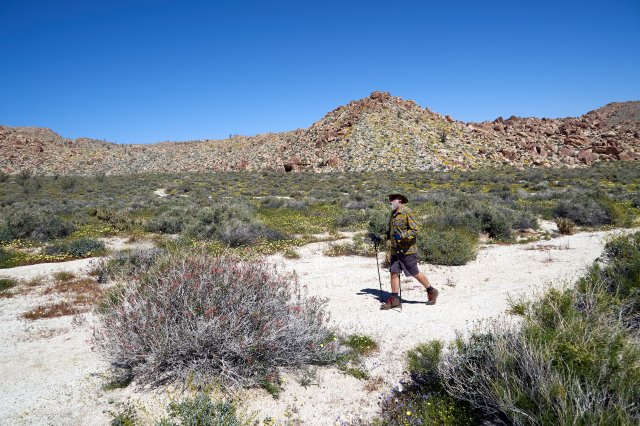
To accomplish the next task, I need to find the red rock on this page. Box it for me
[577,149,596,164]
[617,152,632,161]
[558,147,574,157]
[593,146,620,155]
[564,135,589,146]
[445,115,454,122]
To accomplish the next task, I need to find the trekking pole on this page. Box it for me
[369,233,384,302]
[374,240,383,302]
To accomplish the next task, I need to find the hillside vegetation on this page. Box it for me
[2,92,639,175]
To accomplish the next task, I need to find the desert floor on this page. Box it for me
[0,224,634,425]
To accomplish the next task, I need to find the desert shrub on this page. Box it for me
[437,233,640,425]
[512,211,539,230]
[377,340,479,426]
[157,393,241,426]
[143,207,189,234]
[0,225,12,242]
[217,218,283,247]
[429,196,514,240]
[324,234,375,257]
[21,178,42,193]
[53,271,75,282]
[2,209,74,241]
[334,209,369,229]
[418,227,478,266]
[0,246,12,266]
[185,202,282,246]
[555,217,576,235]
[93,251,337,387]
[16,169,31,185]
[552,194,614,226]
[367,209,390,241]
[0,172,9,182]
[334,334,378,380]
[470,204,514,240]
[95,247,166,284]
[0,277,19,293]
[60,177,76,191]
[44,238,105,257]
[406,341,444,387]
[583,231,640,329]
[260,196,307,210]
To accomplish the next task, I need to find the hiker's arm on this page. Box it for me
[402,211,418,239]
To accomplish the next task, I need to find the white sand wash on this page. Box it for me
[0,228,635,425]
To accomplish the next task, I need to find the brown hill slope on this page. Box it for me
[1,92,639,175]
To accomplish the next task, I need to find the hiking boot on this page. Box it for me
[380,296,401,310]
[426,287,439,305]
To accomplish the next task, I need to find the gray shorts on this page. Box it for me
[390,253,420,277]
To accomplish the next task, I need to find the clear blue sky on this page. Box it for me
[1,0,638,144]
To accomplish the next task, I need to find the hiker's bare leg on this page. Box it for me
[413,272,433,289]
[390,272,400,293]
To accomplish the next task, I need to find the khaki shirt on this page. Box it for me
[388,204,418,254]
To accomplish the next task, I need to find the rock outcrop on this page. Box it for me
[1,94,639,175]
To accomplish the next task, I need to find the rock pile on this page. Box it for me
[1,94,638,175]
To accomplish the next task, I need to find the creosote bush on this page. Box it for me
[1,209,74,242]
[185,202,284,246]
[417,227,478,266]
[93,250,337,387]
[555,217,576,235]
[44,238,106,257]
[552,193,616,226]
[377,231,640,425]
[438,232,640,425]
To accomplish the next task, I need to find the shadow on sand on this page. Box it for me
[357,287,428,305]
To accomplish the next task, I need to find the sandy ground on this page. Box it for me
[0,227,635,425]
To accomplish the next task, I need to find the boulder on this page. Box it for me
[617,152,632,161]
[577,149,597,165]
[558,146,574,157]
[593,146,620,155]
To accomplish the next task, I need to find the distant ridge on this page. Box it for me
[1,93,639,175]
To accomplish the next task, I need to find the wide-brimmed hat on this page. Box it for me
[387,193,408,204]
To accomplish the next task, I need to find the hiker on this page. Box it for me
[380,193,438,310]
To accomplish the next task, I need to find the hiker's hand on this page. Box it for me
[393,232,402,241]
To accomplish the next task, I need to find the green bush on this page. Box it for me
[2,209,74,242]
[418,227,478,266]
[438,232,640,425]
[377,340,479,426]
[185,202,283,246]
[0,225,12,242]
[44,238,106,257]
[406,341,444,388]
[555,217,576,235]
[0,277,19,292]
[157,393,241,426]
[552,193,614,226]
[143,207,189,234]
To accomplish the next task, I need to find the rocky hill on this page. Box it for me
[1,92,639,175]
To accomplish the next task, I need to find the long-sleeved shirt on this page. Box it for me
[388,204,418,254]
